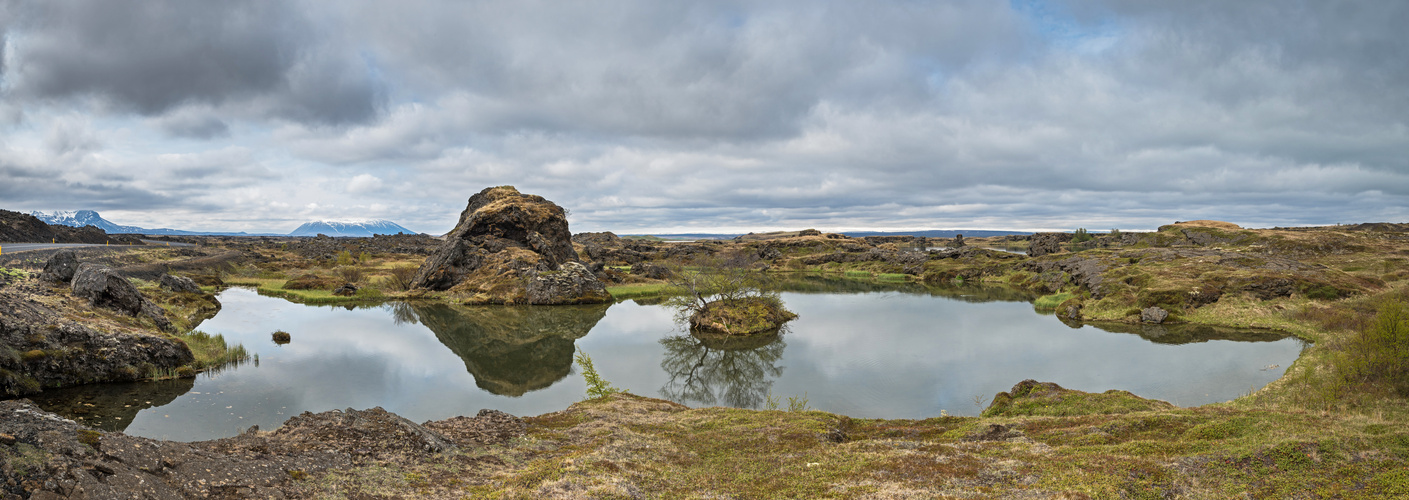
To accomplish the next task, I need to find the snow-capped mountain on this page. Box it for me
[288,219,415,237]
[30,209,255,236]
[30,210,145,234]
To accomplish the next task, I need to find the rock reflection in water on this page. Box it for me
[1087,322,1296,345]
[658,330,786,409]
[412,303,610,396]
[28,378,194,432]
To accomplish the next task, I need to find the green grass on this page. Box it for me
[606,283,671,300]
[225,277,390,305]
[178,330,249,372]
[1033,292,1075,311]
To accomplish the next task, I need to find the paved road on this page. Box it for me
[0,241,193,255]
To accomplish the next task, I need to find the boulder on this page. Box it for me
[332,283,360,296]
[630,262,673,280]
[526,262,612,305]
[411,186,610,305]
[39,249,79,283]
[1141,306,1169,324]
[73,264,148,316]
[72,264,174,332]
[158,274,202,294]
[1027,232,1073,257]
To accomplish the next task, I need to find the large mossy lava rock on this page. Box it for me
[411,186,609,305]
[688,297,797,336]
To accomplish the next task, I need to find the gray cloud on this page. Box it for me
[4,0,383,126]
[2,0,1407,233]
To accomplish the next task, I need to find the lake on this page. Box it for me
[30,279,1305,441]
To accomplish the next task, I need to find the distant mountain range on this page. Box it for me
[30,210,416,237]
[28,210,251,236]
[622,229,1033,240]
[288,220,416,237]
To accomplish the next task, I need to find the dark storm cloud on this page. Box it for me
[0,163,183,211]
[344,0,1030,140]
[5,0,383,125]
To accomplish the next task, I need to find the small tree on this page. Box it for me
[1072,228,1092,243]
[665,251,795,335]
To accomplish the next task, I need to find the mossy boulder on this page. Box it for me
[688,297,797,336]
[982,379,1176,417]
[412,186,610,305]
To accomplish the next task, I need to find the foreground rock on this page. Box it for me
[0,282,193,397]
[0,399,526,499]
[982,379,1176,417]
[411,186,610,305]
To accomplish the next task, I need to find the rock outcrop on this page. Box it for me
[412,186,610,305]
[1027,232,1073,257]
[526,262,611,305]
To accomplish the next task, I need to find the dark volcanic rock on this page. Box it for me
[332,283,360,296]
[630,262,673,280]
[158,273,201,294]
[1027,232,1073,257]
[411,186,610,304]
[572,231,623,247]
[39,249,79,283]
[1141,306,1169,324]
[526,262,611,305]
[0,314,192,397]
[71,264,174,332]
[72,264,146,315]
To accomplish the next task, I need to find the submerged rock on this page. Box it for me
[411,186,610,305]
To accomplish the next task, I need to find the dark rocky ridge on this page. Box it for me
[0,209,143,245]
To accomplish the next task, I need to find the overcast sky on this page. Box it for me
[2,0,1406,234]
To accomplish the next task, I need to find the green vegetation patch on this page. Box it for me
[1033,292,1074,311]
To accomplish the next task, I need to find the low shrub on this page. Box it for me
[1337,299,1409,395]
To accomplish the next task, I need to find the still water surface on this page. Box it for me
[32,280,1304,441]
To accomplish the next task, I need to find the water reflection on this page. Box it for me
[658,330,787,408]
[769,275,1039,303]
[28,378,194,432]
[1087,322,1298,345]
[412,303,611,396]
